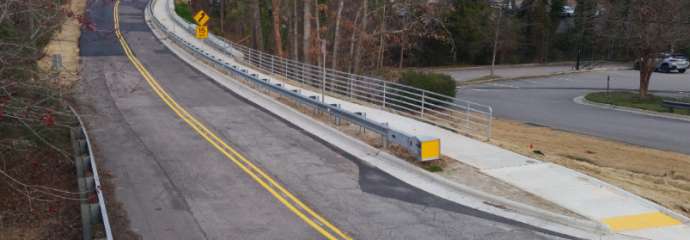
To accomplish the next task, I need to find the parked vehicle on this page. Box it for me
[634,53,689,73]
[561,6,575,17]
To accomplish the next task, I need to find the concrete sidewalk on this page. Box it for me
[151,0,689,239]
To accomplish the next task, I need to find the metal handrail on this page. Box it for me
[157,0,492,140]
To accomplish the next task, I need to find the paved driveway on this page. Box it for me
[457,70,690,155]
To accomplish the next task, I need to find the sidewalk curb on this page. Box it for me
[422,61,578,72]
[457,67,632,87]
[144,5,622,239]
[574,96,690,123]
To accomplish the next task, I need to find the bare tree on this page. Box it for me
[605,0,690,97]
[303,0,312,63]
[331,0,344,69]
[251,0,264,50]
[353,0,368,74]
[291,0,300,60]
[348,6,363,73]
[272,0,285,57]
[376,3,387,69]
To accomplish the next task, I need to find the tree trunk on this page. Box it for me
[398,37,405,69]
[292,0,299,60]
[220,0,224,34]
[314,0,322,67]
[251,0,264,51]
[348,6,362,73]
[302,0,312,63]
[272,0,284,57]
[639,57,654,98]
[331,0,344,70]
[376,4,386,70]
[353,0,368,74]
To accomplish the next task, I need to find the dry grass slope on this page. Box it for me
[490,118,690,218]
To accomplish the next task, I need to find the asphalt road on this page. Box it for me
[457,70,690,155]
[75,0,571,239]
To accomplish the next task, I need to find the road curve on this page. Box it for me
[77,0,571,239]
[456,71,690,155]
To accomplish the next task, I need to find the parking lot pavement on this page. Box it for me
[436,63,629,82]
[457,70,690,155]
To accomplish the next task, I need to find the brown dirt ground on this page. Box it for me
[38,0,87,86]
[489,118,690,218]
[0,125,81,240]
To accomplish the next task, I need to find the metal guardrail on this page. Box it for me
[69,106,113,240]
[147,0,432,159]
[160,0,493,140]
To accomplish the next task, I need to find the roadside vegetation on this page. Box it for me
[174,2,194,23]
[1,0,84,238]
[184,0,638,73]
[399,71,456,97]
[585,91,690,116]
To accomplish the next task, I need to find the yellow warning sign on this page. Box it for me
[195,25,208,39]
[193,10,210,26]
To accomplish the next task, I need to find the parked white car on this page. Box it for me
[657,54,690,73]
[634,53,689,73]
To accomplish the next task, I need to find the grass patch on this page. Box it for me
[399,71,457,97]
[424,164,443,172]
[174,3,194,23]
[585,91,690,116]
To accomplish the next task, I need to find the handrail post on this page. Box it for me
[271,55,275,74]
[349,76,353,100]
[421,91,426,118]
[301,62,305,87]
[382,82,387,108]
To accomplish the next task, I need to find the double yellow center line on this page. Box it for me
[113,1,351,239]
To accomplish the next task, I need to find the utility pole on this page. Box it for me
[490,0,507,76]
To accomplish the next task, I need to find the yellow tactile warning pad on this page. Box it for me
[602,212,682,232]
